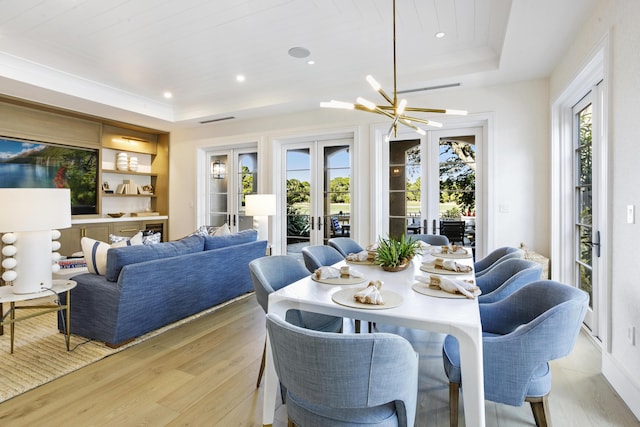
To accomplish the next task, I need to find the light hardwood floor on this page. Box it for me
[0,294,637,426]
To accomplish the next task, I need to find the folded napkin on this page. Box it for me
[354,280,384,305]
[314,266,341,279]
[315,265,364,279]
[433,258,472,273]
[345,250,370,262]
[438,245,467,254]
[415,275,479,299]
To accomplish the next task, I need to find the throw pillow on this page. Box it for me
[213,223,231,236]
[189,225,218,237]
[81,233,143,275]
[109,232,144,245]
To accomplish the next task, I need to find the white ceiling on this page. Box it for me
[0,0,598,130]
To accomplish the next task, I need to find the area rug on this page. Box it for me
[0,293,251,403]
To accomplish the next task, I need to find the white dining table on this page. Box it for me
[262,250,485,426]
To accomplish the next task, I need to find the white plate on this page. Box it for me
[428,247,472,259]
[411,283,481,299]
[311,275,368,285]
[420,264,473,275]
[331,288,403,309]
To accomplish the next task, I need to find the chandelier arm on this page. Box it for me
[355,104,397,120]
[376,88,395,106]
[400,115,442,127]
[403,107,448,114]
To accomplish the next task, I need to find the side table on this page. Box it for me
[0,279,77,353]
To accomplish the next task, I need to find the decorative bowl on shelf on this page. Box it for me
[107,212,125,218]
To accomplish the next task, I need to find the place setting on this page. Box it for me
[311,265,368,285]
[420,258,473,275]
[331,280,404,309]
[427,244,472,259]
[411,274,481,299]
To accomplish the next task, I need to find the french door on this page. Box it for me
[206,148,258,232]
[573,90,601,332]
[282,138,352,256]
[384,127,481,251]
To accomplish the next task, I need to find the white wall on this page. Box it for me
[550,0,640,419]
[169,78,550,257]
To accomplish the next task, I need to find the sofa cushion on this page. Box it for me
[81,233,144,275]
[105,235,205,282]
[203,229,258,251]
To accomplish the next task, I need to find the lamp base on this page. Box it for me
[11,230,53,294]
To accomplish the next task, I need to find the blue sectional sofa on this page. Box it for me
[60,230,267,347]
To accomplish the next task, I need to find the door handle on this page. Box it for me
[310,216,314,230]
[318,216,322,230]
[588,230,601,258]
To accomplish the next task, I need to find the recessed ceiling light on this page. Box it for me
[435,31,445,38]
[288,46,311,58]
[307,60,315,65]
[236,74,246,82]
[163,91,173,99]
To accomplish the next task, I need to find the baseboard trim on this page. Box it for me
[602,352,640,421]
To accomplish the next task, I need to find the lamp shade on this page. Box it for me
[245,194,276,217]
[0,188,71,232]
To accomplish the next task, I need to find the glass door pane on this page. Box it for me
[322,145,351,244]
[208,154,228,227]
[575,102,593,311]
[438,136,476,246]
[388,139,421,239]
[237,152,258,231]
[286,148,311,256]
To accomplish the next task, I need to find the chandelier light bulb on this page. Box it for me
[320,100,355,110]
[397,99,407,115]
[445,109,468,115]
[356,97,377,110]
[366,75,381,91]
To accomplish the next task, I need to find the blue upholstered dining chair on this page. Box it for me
[328,237,364,257]
[412,233,450,246]
[249,256,343,388]
[442,280,588,427]
[301,244,344,273]
[474,246,524,277]
[266,312,419,427]
[475,258,542,303]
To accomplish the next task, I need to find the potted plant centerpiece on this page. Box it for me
[374,234,421,272]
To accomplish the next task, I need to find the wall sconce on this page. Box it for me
[211,160,226,179]
[391,166,402,177]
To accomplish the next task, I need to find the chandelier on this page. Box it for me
[321,0,467,141]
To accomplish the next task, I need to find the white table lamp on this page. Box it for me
[0,188,71,294]
[245,194,276,243]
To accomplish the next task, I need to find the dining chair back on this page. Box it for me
[301,244,345,273]
[249,255,343,387]
[328,237,364,257]
[474,246,524,277]
[475,258,542,303]
[267,312,419,427]
[442,280,588,427]
[439,220,466,245]
[412,234,450,246]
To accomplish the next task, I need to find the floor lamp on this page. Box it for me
[0,188,71,294]
[245,194,276,253]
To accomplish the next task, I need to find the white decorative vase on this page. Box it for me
[129,156,139,172]
[116,152,128,171]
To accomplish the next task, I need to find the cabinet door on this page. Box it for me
[109,221,143,238]
[58,223,110,256]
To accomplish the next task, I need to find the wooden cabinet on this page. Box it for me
[58,223,110,256]
[59,219,167,257]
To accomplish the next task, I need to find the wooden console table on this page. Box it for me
[0,279,77,353]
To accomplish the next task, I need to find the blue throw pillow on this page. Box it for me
[203,229,258,250]
[105,235,205,282]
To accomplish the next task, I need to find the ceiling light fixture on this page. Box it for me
[320,0,466,141]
